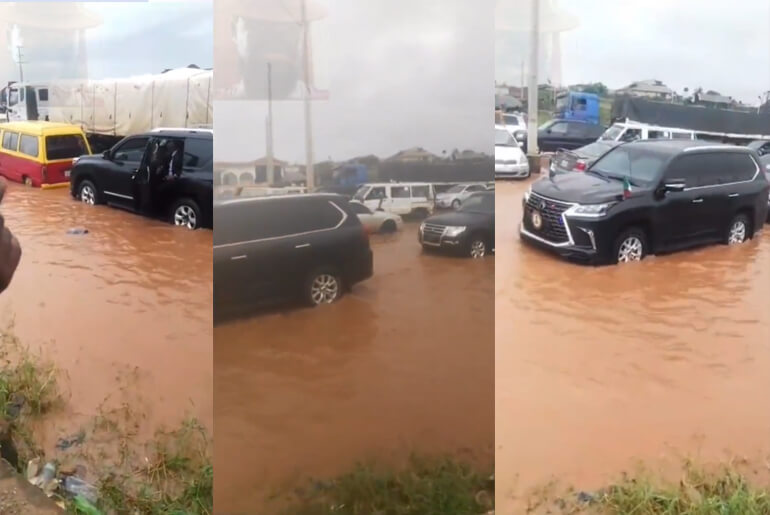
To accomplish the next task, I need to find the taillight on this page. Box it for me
[574,161,586,171]
[41,166,48,182]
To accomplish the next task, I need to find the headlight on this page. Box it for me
[569,202,617,217]
[419,222,426,232]
[515,130,527,140]
[523,185,532,202]
[444,226,466,237]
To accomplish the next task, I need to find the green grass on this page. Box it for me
[540,464,770,514]
[281,456,494,515]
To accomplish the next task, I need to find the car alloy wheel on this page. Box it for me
[728,219,747,245]
[310,274,340,305]
[470,239,486,258]
[617,236,643,262]
[80,184,96,205]
[174,204,198,230]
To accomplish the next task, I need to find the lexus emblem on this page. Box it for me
[532,211,543,230]
[539,201,547,211]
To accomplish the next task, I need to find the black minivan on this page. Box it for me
[214,194,373,313]
[520,140,770,265]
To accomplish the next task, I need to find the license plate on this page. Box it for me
[64,170,71,177]
[531,210,544,230]
[561,160,569,168]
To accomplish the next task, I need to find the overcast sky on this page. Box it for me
[0,0,212,84]
[214,0,494,163]
[496,0,770,105]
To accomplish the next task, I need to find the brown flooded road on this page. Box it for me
[0,184,212,448]
[214,221,494,513]
[496,179,770,513]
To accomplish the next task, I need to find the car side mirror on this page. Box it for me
[102,150,111,160]
[664,180,686,193]
[546,128,552,134]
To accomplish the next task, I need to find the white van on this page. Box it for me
[599,122,695,143]
[353,182,435,217]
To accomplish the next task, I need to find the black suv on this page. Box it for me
[419,191,494,258]
[522,119,606,153]
[214,194,373,313]
[70,129,213,229]
[520,140,770,265]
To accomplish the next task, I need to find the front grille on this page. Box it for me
[524,193,572,243]
[422,223,445,243]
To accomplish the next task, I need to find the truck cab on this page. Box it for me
[0,83,49,123]
[555,91,600,125]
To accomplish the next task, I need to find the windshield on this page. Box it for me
[590,145,668,185]
[459,193,494,213]
[495,128,516,146]
[353,186,368,201]
[577,142,613,158]
[555,95,568,112]
[503,114,521,126]
[600,124,625,141]
[446,184,465,193]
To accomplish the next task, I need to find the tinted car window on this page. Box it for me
[348,202,371,215]
[18,134,39,157]
[720,152,757,183]
[548,122,569,135]
[113,138,148,162]
[591,145,667,184]
[665,154,717,187]
[2,131,18,151]
[459,192,494,213]
[183,138,213,169]
[411,185,430,198]
[46,134,88,160]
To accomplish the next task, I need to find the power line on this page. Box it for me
[15,46,27,83]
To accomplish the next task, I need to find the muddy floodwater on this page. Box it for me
[214,221,494,513]
[0,185,212,450]
[496,179,770,513]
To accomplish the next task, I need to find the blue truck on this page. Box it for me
[555,91,600,125]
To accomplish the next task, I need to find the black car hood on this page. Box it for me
[532,172,636,204]
[73,154,106,166]
[425,210,490,225]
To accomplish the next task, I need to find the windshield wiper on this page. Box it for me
[585,168,608,180]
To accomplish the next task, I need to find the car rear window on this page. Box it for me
[46,134,88,160]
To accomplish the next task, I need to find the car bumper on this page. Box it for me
[495,162,530,178]
[435,198,453,208]
[519,225,599,264]
[418,229,466,253]
[349,248,374,284]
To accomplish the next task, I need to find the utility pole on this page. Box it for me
[520,58,525,102]
[16,46,25,83]
[526,0,540,159]
[301,0,315,191]
[266,62,275,186]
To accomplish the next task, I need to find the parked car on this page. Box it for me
[550,140,620,175]
[522,119,606,153]
[760,154,770,222]
[348,200,403,233]
[501,112,527,142]
[353,182,435,217]
[748,140,770,157]
[0,121,92,188]
[435,182,488,209]
[495,125,529,179]
[419,190,494,258]
[599,122,695,143]
[70,128,212,229]
[214,194,373,311]
[520,140,769,265]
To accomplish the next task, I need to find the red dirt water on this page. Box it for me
[213,221,494,513]
[0,185,212,455]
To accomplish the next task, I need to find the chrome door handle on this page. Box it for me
[231,255,247,260]
[295,243,311,249]
[692,198,704,203]
[728,193,739,198]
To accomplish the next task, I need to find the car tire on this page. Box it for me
[467,232,489,259]
[452,199,461,209]
[379,220,397,233]
[304,268,342,306]
[612,227,647,264]
[725,213,750,245]
[413,208,430,219]
[170,198,201,230]
[78,180,101,205]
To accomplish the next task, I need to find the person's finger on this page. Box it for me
[0,178,6,205]
[0,228,19,293]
